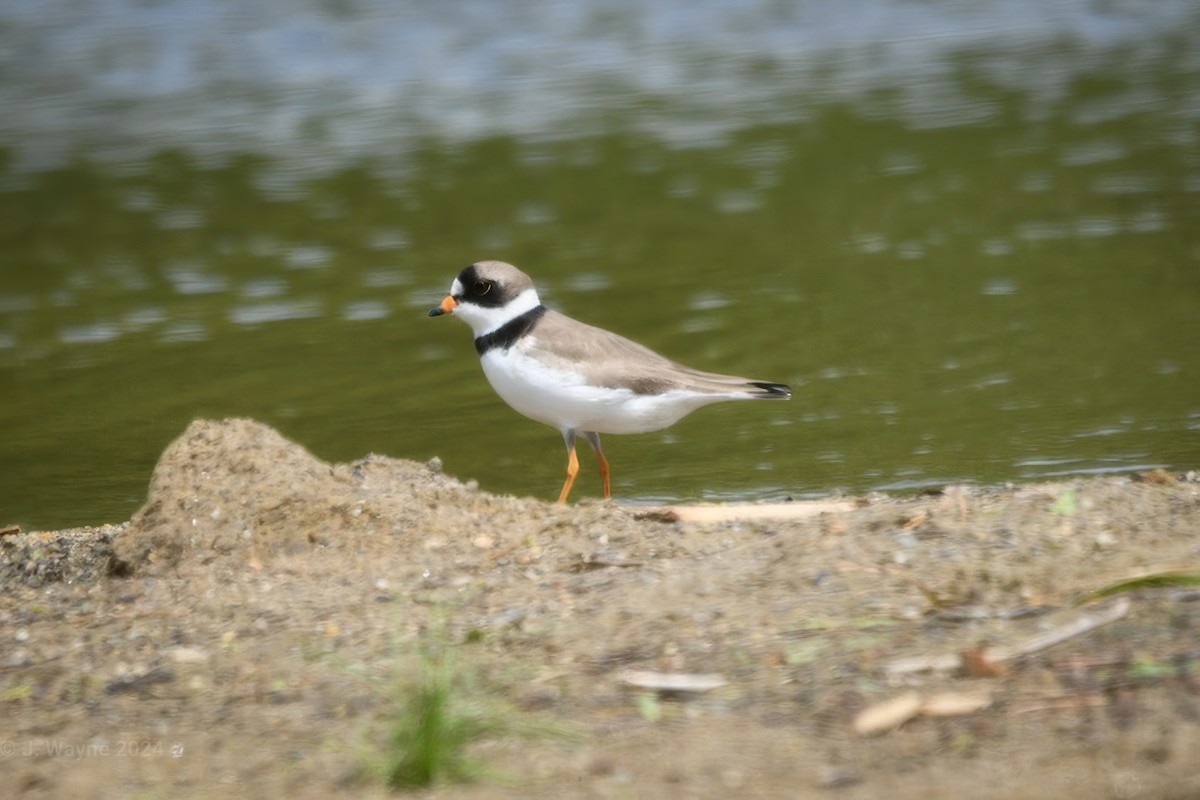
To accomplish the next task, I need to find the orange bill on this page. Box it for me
[427,295,459,317]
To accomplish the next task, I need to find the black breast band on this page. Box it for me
[474,305,547,356]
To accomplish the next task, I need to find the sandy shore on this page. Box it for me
[3,419,1198,798]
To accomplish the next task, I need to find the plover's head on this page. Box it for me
[428,260,542,337]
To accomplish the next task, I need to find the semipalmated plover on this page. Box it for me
[428,261,791,502]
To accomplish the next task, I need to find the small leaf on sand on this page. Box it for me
[1051,488,1078,517]
[920,691,992,717]
[853,692,922,736]
[636,692,663,722]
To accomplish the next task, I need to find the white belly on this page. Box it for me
[479,349,725,435]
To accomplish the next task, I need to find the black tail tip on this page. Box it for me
[749,381,792,398]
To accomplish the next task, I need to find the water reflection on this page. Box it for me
[1,2,1198,529]
[2,1,1196,172]
[228,300,323,326]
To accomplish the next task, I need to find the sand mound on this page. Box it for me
[112,418,597,573]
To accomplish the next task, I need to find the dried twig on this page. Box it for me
[569,551,645,571]
[1004,596,1130,659]
[884,597,1131,678]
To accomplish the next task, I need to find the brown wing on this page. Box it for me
[526,311,789,398]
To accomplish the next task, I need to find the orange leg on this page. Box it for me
[583,431,612,500]
[557,434,581,504]
[597,452,611,499]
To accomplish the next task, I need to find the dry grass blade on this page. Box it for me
[1075,569,1200,604]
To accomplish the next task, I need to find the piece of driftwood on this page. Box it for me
[618,670,728,693]
[635,500,857,524]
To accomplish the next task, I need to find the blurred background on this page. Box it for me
[2,0,1198,530]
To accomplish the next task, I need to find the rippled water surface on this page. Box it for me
[3,0,1199,529]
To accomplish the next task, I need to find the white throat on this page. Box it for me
[452,286,543,337]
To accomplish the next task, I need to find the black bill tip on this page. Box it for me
[749,381,792,398]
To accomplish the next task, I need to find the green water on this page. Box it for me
[4,40,1200,529]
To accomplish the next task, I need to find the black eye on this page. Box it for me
[473,280,492,296]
